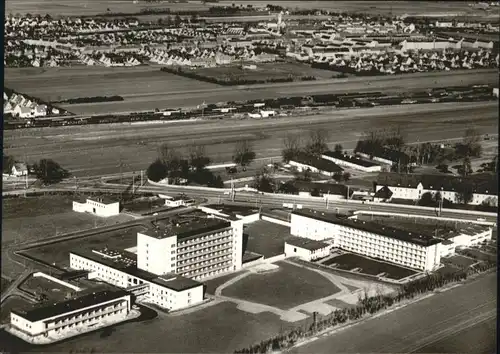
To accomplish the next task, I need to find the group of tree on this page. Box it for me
[2,156,70,185]
[232,140,256,167]
[147,143,223,187]
[234,259,495,354]
[54,96,124,104]
[282,129,330,162]
[3,155,15,174]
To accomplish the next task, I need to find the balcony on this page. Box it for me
[179,260,231,277]
[177,236,231,254]
[178,255,232,272]
[178,232,231,249]
[178,250,232,268]
[177,241,232,260]
[46,304,127,330]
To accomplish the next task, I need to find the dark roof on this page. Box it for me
[356,146,411,164]
[285,236,330,251]
[291,209,441,247]
[202,204,260,217]
[374,185,393,199]
[143,218,231,240]
[322,151,380,168]
[290,152,344,173]
[12,289,130,322]
[292,180,349,196]
[376,172,498,195]
[70,249,202,292]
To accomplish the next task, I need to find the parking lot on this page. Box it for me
[323,253,417,280]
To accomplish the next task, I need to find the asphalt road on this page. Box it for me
[289,271,496,354]
[59,69,499,114]
[4,101,498,177]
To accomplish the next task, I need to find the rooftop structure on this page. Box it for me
[143,217,232,240]
[285,236,331,251]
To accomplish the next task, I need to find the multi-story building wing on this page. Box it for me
[291,209,442,271]
[137,217,243,281]
[9,290,132,343]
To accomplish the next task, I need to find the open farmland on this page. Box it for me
[4,67,498,115]
[222,261,341,309]
[4,101,498,178]
[22,225,145,268]
[190,62,338,83]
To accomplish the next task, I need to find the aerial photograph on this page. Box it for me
[1,0,498,353]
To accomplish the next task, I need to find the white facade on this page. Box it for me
[9,291,131,342]
[439,228,492,257]
[375,184,498,206]
[284,241,330,261]
[11,164,28,177]
[289,160,335,177]
[136,220,243,281]
[72,197,120,217]
[321,153,382,172]
[291,211,441,271]
[164,196,194,207]
[69,253,204,311]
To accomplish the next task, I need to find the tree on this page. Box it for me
[282,133,302,162]
[233,140,256,166]
[253,168,274,193]
[334,144,343,154]
[418,192,435,206]
[278,181,298,194]
[158,143,177,165]
[146,159,168,182]
[33,159,69,184]
[456,181,474,205]
[3,155,15,174]
[310,188,320,197]
[332,171,343,182]
[459,156,472,177]
[188,144,211,170]
[460,127,482,158]
[342,172,351,182]
[305,129,329,156]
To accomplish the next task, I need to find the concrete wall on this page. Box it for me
[261,215,291,227]
[32,272,81,292]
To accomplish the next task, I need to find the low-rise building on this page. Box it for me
[73,196,120,217]
[9,289,132,344]
[284,236,331,261]
[11,162,28,177]
[70,249,204,311]
[164,195,195,208]
[291,180,349,200]
[289,152,343,177]
[321,151,382,172]
[376,173,498,206]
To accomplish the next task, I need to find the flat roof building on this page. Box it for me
[73,196,120,217]
[321,151,382,172]
[291,208,442,271]
[289,152,343,177]
[284,236,331,261]
[8,289,133,344]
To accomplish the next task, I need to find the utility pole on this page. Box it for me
[346,185,350,203]
[132,174,135,194]
[141,170,144,186]
[326,190,330,209]
[438,190,443,217]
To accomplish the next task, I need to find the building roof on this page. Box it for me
[13,162,27,171]
[285,236,330,251]
[292,208,441,247]
[71,249,202,292]
[290,152,344,173]
[374,185,393,199]
[12,289,130,322]
[356,145,411,164]
[87,196,119,205]
[202,204,260,218]
[292,180,349,196]
[322,151,380,168]
[376,172,498,195]
[144,217,231,240]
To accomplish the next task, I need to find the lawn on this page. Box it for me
[222,261,341,309]
[204,271,247,295]
[461,248,497,263]
[22,225,146,269]
[442,255,477,269]
[4,301,302,353]
[244,220,290,258]
[324,253,417,280]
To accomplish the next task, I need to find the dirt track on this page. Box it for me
[4,101,498,177]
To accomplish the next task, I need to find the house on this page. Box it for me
[11,162,28,177]
[73,196,120,217]
[32,104,47,117]
[356,146,415,166]
[259,110,276,118]
[373,185,393,202]
[291,180,349,200]
[375,172,498,206]
[284,236,331,261]
[4,101,14,114]
[164,195,195,207]
[289,152,343,177]
[13,105,33,118]
[321,151,382,172]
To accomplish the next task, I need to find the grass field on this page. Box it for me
[442,255,477,269]
[204,271,246,295]
[2,195,134,247]
[323,253,417,280]
[223,261,341,309]
[5,67,497,115]
[5,301,302,353]
[23,225,145,268]
[244,220,290,258]
[191,62,338,83]
[4,102,498,178]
